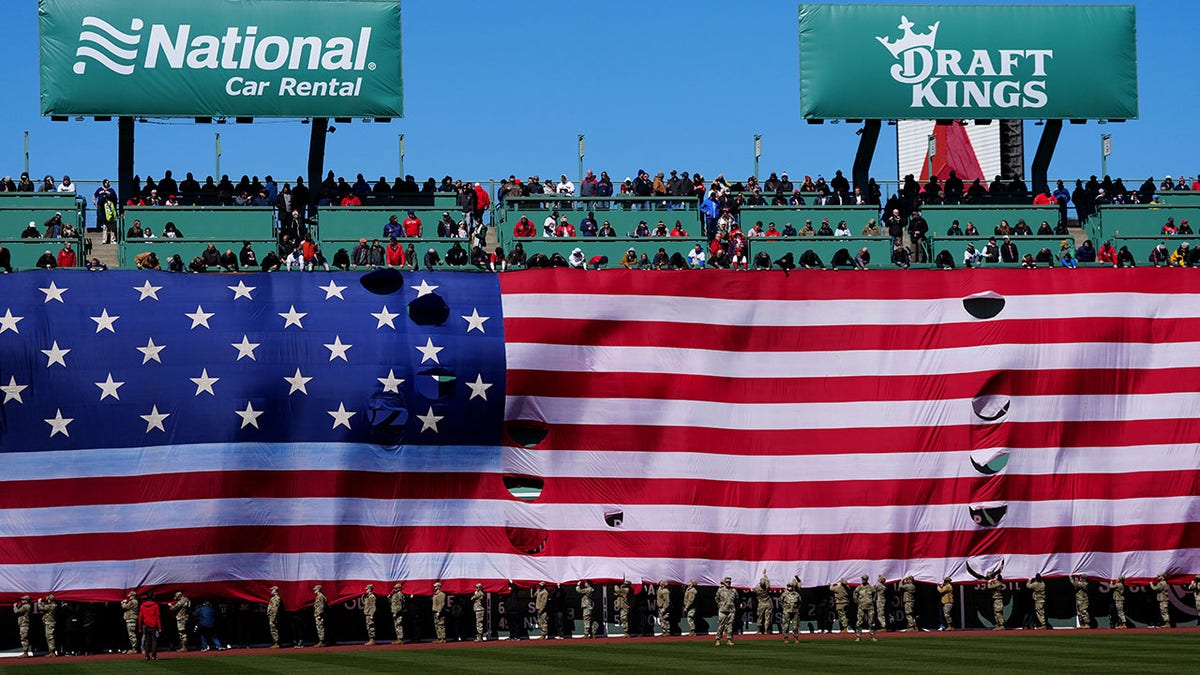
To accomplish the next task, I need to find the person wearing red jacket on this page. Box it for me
[555,217,576,238]
[669,221,688,237]
[513,216,536,238]
[138,595,162,660]
[56,242,77,268]
[1097,240,1119,266]
[386,237,406,267]
[340,193,362,207]
[402,211,422,237]
[473,183,490,225]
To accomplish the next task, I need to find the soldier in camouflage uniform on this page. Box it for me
[577,581,595,638]
[534,582,550,640]
[853,576,877,643]
[1110,577,1127,629]
[986,574,1005,630]
[780,578,801,642]
[312,585,328,647]
[830,579,851,633]
[121,591,140,653]
[471,583,485,642]
[362,584,377,646]
[267,586,282,648]
[682,580,698,637]
[432,582,447,643]
[755,572,772,634]
[13,595,32,657]
[170,591,191,651]
[391,582,407,645]
[874,575,889,631]
[656,580,672,636]
[38,595,59,657]
[937,578,954,630]
[614,581,631,637]
[1184,575,1200,622]
[899,576,917,631]
[1026,574,1047,629]
[1150,574,1170,628]
[714,577,736,646]
[1071,575,1091,628]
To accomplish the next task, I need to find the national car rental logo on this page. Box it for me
[73,16,144,75]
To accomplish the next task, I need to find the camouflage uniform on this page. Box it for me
[873,576,889,631]
[656,581,672,635]
[755,574,772,634]
[780,580,801,642]
[714,578,736,645]
[1071,576,1091,628]
[38,595,58,656]
[614,582,631,637]
[362,585,377,645]
[1111,578,1127,628]
[267,587,282,647]
[171,592,191,651]
[121,592,139,653]
[471,584,484,642]
[937,578,954,630]
[1026,577,1047,629]
[1150,576,1170,627]
[987,577,1005,630]
[312,586,327,647]
[432,582,447,643]
[682,581,697,636]
[899,576,917,631]
[534,583,549,639]
[831,580,851,632]
[853,577,877,642]
[389,583,407,644]
[577,582,595,638]
[1185,575,1200,619]
[13,596,31,656]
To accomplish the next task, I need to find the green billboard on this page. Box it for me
[798,4,1138,120]
[38,0,403,118]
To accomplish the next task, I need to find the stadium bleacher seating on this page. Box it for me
[738,206,880,232]
[1094,205,1200,241]
[748,236,893,268]
[916,205,1062,236]
[499,196,702,241]
[505,236,706,268]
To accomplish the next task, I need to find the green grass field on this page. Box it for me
[4,633,1199,673]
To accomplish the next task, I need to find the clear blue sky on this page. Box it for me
[1,0,1192,187]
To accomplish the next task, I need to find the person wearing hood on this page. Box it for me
[963,242,981,268]
[1000,236,1019,263]
[568,247,586,269]
[620,248,638,269]
[446,241,468,266]
[1150,242,1170,267]
[36,250,56,269]
[1075,240,1097,263]
[1171,241,1191,267]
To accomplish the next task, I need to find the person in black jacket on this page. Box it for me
[1000,236,1019,263]
[219,249,239,272]
[332,248,350,271]
[201,243,221,268]
[239,242,258,268]
[0,246,10,273]
[425,247,443,269]
[799,249,825,270]
[260,250,281,272]
[907,210,929,262]
[446,242,468,266]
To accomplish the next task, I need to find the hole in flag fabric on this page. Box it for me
[604,510,625,528]
[963,291,1006,319]
[360,268,405,295]
[366,391,409,445]
[417,368,457,401]
[505,526,548,555]
[505,421,549,448]
[969,447,1010,475]
[972,395,1011,422]
[503,475,545,503]
[969,503,1009,528]
[408,294,450,326]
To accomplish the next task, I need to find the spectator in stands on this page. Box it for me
[891,239,912,269]
[934,249,955,269]
[513,215,536,238]
[1140,177,1158,203]
[567,248,586,270]
[580,212,598,237]
[1161,217,1178,236]
[446,241,468,266]
[383,215,402,239]
[1149,242,1170,267]
[556,174,576,197]
[57,242,76,268]
[135,251,161,270]
[0,176,15,192]
[700,191,719,240]
[1180,220,1194,235]
[1021,253,1037,269]
[369,239,385,267]
[799,249,824,270]
[830,221,849,237]
[798,220,815,236]
[542,211,558,238]
[457,185,478,229]
[1032,190,1055,206]
[764,223,781,238]
[556,217,577,238]
[284,247,304,272]
[617,248,637,269]
[256,250,278,272]
[651,247,669,270]
[633,221,651,238]
[84,257,105,271]
[239,242,258,268]
[945,220,963,236]
[39,175,55,192]
[652,221,669,237]
[994,219,1012,237]
[16,172,34,192]
[1000,236,1019,263]
[36,250,56,269]
[1075,240,1096,263]
[57,175,75,194]
[178,173,200,194]
[490,247,507,272]
[21,220,40,238]
[964,221,980,236]
[0,245,8,273]
[39,213,62,238]
[201,244,221,269]
[861,219,880,237]
[1097,241,1117,266]
[161,222,181,238]
[687,244,706,269]
[782,222,797,236]
[598,221,616,237]
[386,238,406,268]
[1059,243,1078,269]
[331,248,350,271]
[816,219,834,237]
[963,243,981,268]
[1114,245,1134,268]
[1168,241,1192,266]
[403,243,418,270]
[1014,220,1033,236]
[351,238,371,268]
[1035,247,1056,266]
[506,243,526,268]
[339,190,361,207]
[424,247,443,269]
[219,249,239,272]
[94,178,118,244]
[982,237,1000,263]
[469,245,488,270]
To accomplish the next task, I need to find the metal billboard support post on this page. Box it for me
[215,133,221,180]
[926,133,936,180]
[117,117,135,211]
[577,135,585,189]
[1030,120,1063,197]
[753,134,762,181]
[398,133,405,179]
[1101,133,1112,178]
[24,131,29,177]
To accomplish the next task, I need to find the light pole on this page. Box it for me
[754,134,762,182]
[926,133,936,180]
[1100,133,1112,178]
[399,133,406,178]
[24,131,29,177]
[577,134,585,188]
[215,132,221,179]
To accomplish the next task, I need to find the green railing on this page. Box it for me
[915,205,1063,237]
[499,196,701,246]
[0,237,86,269]
[746,236,893,268]
[121,206,276,241]
[1095,205,1200,241]
[504,236,705,267]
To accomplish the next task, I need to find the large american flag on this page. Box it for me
[0,268,1197,607]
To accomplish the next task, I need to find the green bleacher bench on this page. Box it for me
[747,236,893,268]
[1095,205,1200,241]
[499,196,701,247]
[1111,235,1197,262]
[929,235,1075,263]
[0,204,83,233]
[1155,191,1200,208]
[315,206,475,242]
[737,206,882,233]
[506,236,706,267]
[0,237,86,269]
[0,193,81,211]
[916,205,1063,237]
[320,237,488,270]
[121,206,276,241]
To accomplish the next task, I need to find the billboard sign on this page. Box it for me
[38,0,404,118]
[798,4,1138,120]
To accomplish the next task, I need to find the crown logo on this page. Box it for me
[875,16,939,59]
